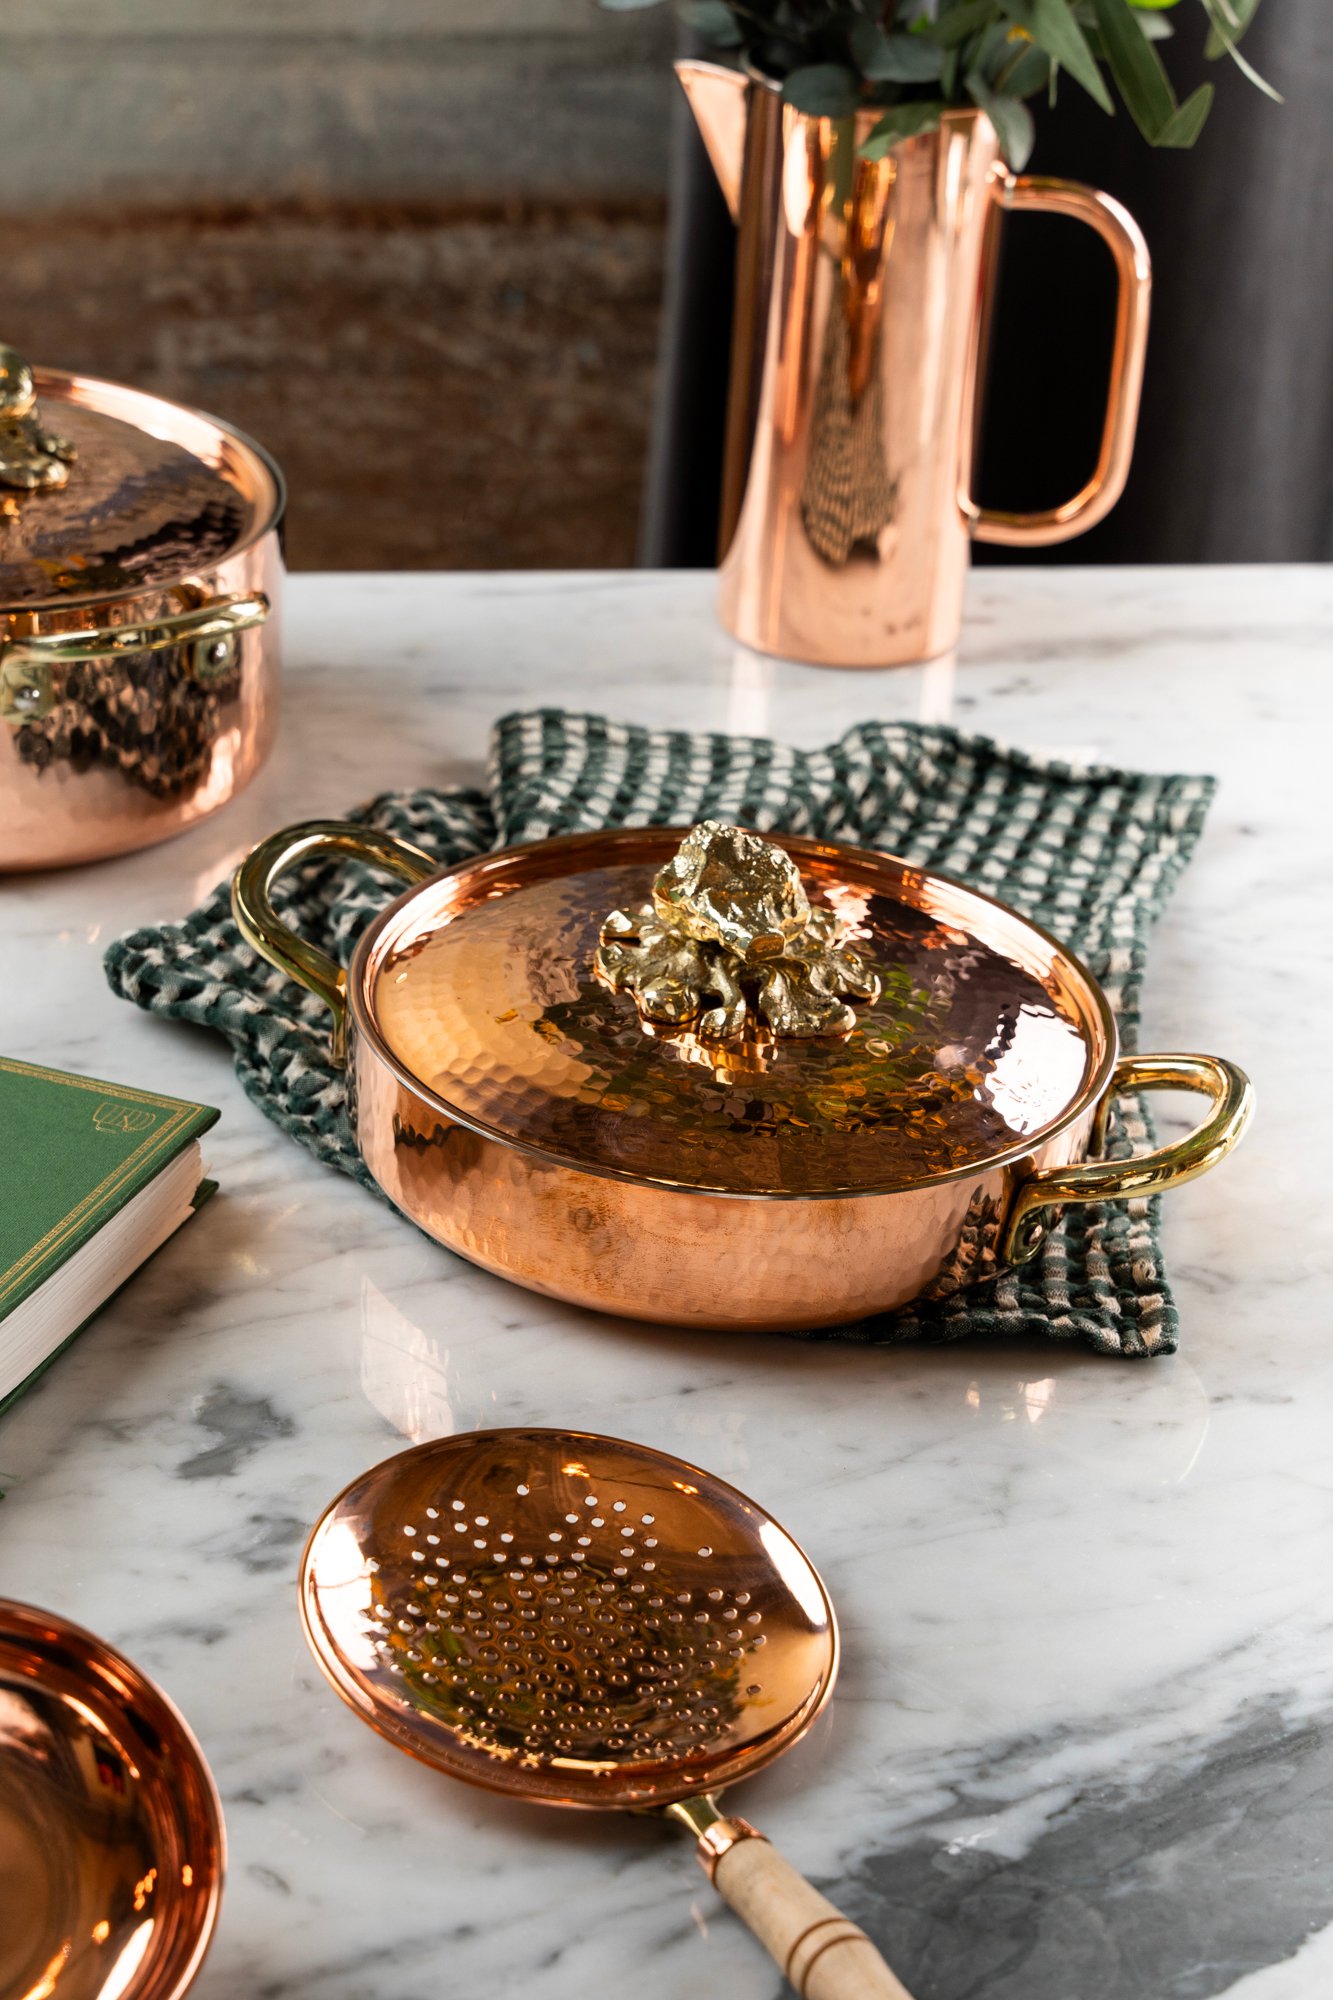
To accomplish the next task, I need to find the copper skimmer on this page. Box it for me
[301,1428,914,2000]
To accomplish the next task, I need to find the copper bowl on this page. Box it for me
[233,818,1252,1333]
[0,1598,224,2000]
[0,344,283,870]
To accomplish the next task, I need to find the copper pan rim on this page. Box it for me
[347,824,1120,1202]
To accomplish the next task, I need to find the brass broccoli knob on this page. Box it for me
[0,344,76,492]
[594,821,880,1043]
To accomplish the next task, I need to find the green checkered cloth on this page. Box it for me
[105,709,1216,1358]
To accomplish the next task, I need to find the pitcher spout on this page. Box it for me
[674,59,748,224]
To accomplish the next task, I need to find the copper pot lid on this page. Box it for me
[358,823,1115,1200]
[0,342,282,612]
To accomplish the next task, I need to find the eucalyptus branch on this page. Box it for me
[604,0,1275,164]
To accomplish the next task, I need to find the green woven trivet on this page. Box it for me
[105,709,1216,1358]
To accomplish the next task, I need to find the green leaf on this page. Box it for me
[1155,78,1214,141]
[999,0,1115,113]
[678,0,744,44]
[782,63,862,116]
[599,0,664,10]
[921,1,1000,49]
[1136,13,1175,36]
[973,18,1018,80]
[1089,0,1175,136]
[859,99,947,156]
[1200,0,1281,100]
[850,19,947,78]
[1001,41,1052,93]
[966,70,1036,164]
[1204,0,1259,53]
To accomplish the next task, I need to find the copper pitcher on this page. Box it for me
[677,65,1152,667]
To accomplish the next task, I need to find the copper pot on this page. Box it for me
[0,343,283,870]
[233,819,1251,1333]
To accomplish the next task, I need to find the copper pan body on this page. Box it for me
[1,369,284,871]
[234,823,1253,1335]
[353,1050,1098,1329]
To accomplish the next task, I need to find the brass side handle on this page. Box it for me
[1002,1052,1254,1267]
[232,820,437,1067]
[0,591,272,723]
[968,175,1152,548]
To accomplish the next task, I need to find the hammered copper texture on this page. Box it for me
[300,1430,836,1810]
[0,401,247,608]
[340,830,1110,1329]
[357,1044,1095,1327]
[0,532,282,868]
[371,857,1092,1196]
[0,1599,223,2000]
[0,367,284,869]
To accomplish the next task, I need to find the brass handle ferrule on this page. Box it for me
[1002,1052,1254,1266]
[695,1814,768,1884]
[663,1794,768,1883]
[231,820,437,1067]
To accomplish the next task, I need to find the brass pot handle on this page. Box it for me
[0,592,271,722]
[969,175,1152,548]
[1002,1053,1254,1267]
[232,820,437,1067]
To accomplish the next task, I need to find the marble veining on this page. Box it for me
[0,566,1329,1999]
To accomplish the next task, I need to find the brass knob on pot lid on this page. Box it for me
[0,343,77,492]
[595,820,881,1044]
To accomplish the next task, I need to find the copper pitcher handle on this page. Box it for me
[1001,1053,1253,1267]
[968,175,1152,548]
[232,820,436,1067]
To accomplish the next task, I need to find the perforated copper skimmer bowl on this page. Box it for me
[301,1428,913,2000]
[236,818,1252,1331]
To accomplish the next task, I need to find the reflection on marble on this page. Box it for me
[0,566,1329,2000]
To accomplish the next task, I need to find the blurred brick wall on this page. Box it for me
[0,2,674,570]
[0,2,674,209]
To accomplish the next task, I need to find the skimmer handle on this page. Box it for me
[672,1804,915,1999]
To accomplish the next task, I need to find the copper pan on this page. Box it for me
[0,1598,224,2000]
[0,345,284,870]
[232,819,1252,1333]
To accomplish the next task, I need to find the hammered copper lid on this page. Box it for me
[360,826,1113,1199]
[0,346,282,612]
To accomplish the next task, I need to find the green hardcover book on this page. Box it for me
[0,1058,219,1417]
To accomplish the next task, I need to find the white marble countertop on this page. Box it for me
[1,565,1329,2000]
